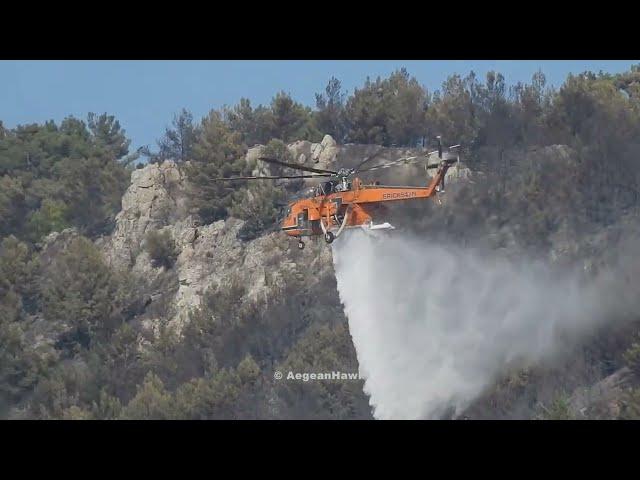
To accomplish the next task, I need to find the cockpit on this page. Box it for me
[279,204,294,227]
[316,177,351,196]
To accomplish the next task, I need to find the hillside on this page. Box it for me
[1,136,637,419]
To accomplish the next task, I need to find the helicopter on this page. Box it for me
[215,136,460,250]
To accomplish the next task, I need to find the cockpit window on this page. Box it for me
[286,207,292,216]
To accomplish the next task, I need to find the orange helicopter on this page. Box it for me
[216,137,460,250]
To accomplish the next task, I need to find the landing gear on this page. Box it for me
[297,240,305,250]
[319,218,336,245]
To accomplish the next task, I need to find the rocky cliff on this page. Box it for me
[98,163,331,333]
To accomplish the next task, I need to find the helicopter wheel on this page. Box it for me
[297,240,305,250]
[324,232,335,244]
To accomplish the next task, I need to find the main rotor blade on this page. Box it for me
[359,156,419,172]
[357,149,441,173]
[353,148,386,173]
[212,174,334,181]
[258,157,338,175]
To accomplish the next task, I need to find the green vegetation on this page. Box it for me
[232,139,291,241]
[0,113,134,241]
[619,389,640,419]
[41,236,138,349]
[184,111,248,224]
[145,230,178,269]
[155,109,199,163]
[623,335,640,376]
[539,393,575,420]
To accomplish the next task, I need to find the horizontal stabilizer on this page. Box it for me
[367,222,395,231]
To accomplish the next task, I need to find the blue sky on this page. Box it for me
[1,60,637,151]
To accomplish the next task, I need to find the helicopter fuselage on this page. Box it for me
[281,159,452,245]
[211,141,459,250]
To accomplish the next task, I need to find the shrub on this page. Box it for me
[145,230,178,269]
[623,335,640,376]
[231,180,286,242]
[120,373,175,420]
[619,389,640,419]
[41,236,134,348]
[26,199,71,241]
[538,393,574,420]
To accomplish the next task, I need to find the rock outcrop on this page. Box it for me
[569,367,636,419]
[288,134,339,170]
[100,156,336,331]
[103,160,188,270]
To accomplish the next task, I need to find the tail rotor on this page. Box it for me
[427,137,461,194]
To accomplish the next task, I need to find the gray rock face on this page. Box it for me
[286,135,337,168]
[166,218,332,327]
[313,135,339,169]
[569,367,635,419]
[38,228,81,262]
[100,155,336,331]
[103,160,188,270]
